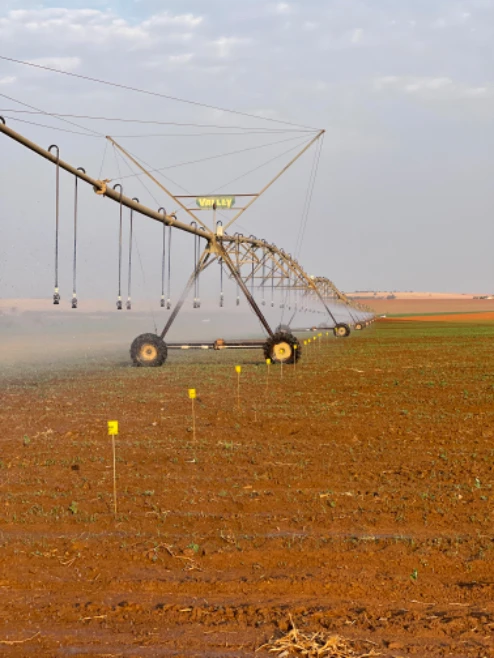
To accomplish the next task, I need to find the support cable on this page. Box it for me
[296,135,324,258]
[0,108,315,132]
[0,55,319,130]
[294,138,320,260]
[205,138,312,195]
[0,91,102,137]
[0,115,315,137]
[113,135,310,182]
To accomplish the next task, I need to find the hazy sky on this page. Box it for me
[1,0,493,304]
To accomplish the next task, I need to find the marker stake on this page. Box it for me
[235,366,242,410]
[188,389,197,441]
[107,421,119,516]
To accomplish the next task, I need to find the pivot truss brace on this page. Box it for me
[0,118,373,335]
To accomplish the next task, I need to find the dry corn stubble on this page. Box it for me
[257,617,380,657]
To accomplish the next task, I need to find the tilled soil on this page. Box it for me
[0,321,493,657]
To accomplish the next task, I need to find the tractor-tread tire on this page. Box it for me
[333,323,351,338]
[263,331,301,364]
[130,333,168,367]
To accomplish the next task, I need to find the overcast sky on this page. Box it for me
[1,0,493,304]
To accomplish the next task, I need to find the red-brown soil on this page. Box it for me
[365,298,494,315]
[0,323,492,657]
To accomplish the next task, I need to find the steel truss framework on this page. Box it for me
[0,118,375,366]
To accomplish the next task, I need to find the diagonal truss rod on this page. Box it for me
[222,130,325,231]
[106,136,210,231]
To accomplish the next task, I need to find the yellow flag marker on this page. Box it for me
[188,389,197,440]
[107,421,119,516]
[108,421,119,436]
[293,344,298,370]
[235,366,242,409]
[265,358,271,391]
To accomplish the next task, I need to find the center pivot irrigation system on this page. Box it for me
[0,114,374,367]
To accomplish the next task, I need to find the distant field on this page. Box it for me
[364,298,494,315]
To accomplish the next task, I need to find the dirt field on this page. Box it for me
[0,321,493,657]
[361,298,494,316]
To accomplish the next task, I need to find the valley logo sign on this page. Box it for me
[196,196,236,210]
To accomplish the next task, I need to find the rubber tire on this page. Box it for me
[333,323,351,338]
[355,323,363,331]
[263,331,301,364]
[130,333,168,367]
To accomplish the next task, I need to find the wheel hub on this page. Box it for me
[273,341,292,362]
[140,344,158,362]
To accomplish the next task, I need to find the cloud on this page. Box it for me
[0,8,203,50]
[374,75,493,100]
[211,36,250,58]
[431,10,472,29]
[351,28,364,44]
[0,75,16,85]
[168,53,194,64]
[143,12,203,29]
[273,3,292,14]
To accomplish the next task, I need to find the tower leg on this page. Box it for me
[218,244,274,338]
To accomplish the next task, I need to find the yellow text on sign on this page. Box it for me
[188,389,197,399]
[108,421,119,436]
